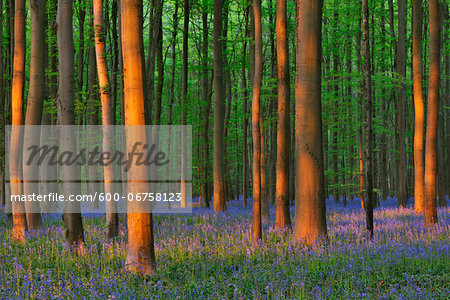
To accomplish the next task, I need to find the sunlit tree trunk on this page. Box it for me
[275,0,291,229]
[362,0,374,238]
[213,0,226,212]
[412,0,424,213]
[121,0,156,275]
[424,0,440,226]
[23,0,47,231]
[293,0,327,243]
[251,0,262,244]
[57,0,85,250]
[94,0,118,238]
[10,0,26,241]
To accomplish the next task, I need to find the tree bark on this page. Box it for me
[10,0,27,241]
[293,0,327,243]
[94,0,118,238]
[252,0,262,244]
[200,8,211,208]
[274,0,291,229]
[412,0,425,213]
[396,0,407,208]
[121,0,156,275]
[362,0,374,238]
[424,0,440,226]
[57,0,85,250]
[23,0,47,231]
[213,0,226,212]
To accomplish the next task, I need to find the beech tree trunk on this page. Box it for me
[293,0,327,243]
[10,0,27,241]
[251,0,262,244]
[213,0,226,212]
[57,0,85,250]
[397,0,407,208]
[94,0,118,238]
[362,0,374,237]
[22,0,46,231]
[424,0,440,226]
[275,0,291,229]
[412,0,425,213]
[121,0,156,275]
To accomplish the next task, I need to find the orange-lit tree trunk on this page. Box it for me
[424,0,440,226]
[57,0,85,249]
[213,0,226,212]
[362,0,374,237]
[274,0,291,229]
[94,0,118,238]
[251,0,262,244]
[23,0,46,231]
[412,0,424,213]
[121,0,156,275]
[293,0,327,243]
[10,0,26,241]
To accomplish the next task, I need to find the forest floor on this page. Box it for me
[0,197,449,299]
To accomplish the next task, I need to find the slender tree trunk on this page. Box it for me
[437,123,446,207]
[252,0,262,244]
[0,0,4,208]
[23,0,47,231]
[412,0,425,213]
[397,0,407,208]
[424,0,440,226]
[213,0,226,212]
[154,5,163,125]
[274,0,291,229]
[94,0,118,238]
[180,0,189,207]
[200,8,210,208]
[362,0,374,237]
[77,0,85,125]
[260,108,269,222]
[121,0,156,275]
[268,0,277,206]
[293,0,327,244]
[241,6,249,207]
[57,0,85,250]
[10,0,27,241]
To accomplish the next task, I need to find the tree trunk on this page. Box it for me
[274,0,291,229]
[94,0,118,238]
[424,0,440,226]
[252,0,262,244]
[180,0,189,207]
[412,0,425,213]
[121,0,156,275]
[397,0,407,208]
[241,6,249,207]
[362,0,374,237]
[76,0,85,125]
[10,0,27,241]
[293,0,327,243]
[23,0,47,231]
[213,0,226,212]
[57,0,85,250]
